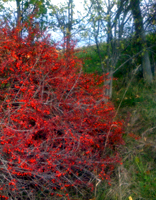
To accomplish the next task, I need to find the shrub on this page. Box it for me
[0,22,124,199]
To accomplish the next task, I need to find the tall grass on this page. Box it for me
[77,43,156,199]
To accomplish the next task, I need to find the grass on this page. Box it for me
[76,44,156,199]
[76,45,106,74]
[94,78,156,200]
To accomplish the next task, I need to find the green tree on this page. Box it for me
[48,0,89,51]
[84,0,131,98]
[83,0,155,86]
[1,0,50,34]
[49,0,74,51]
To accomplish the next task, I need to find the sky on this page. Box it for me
[1,0,86,14]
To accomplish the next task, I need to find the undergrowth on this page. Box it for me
[77,43,156,199]
[95,78,156,200]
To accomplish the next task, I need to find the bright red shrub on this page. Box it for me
[0,22,124,199]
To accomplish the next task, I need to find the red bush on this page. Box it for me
[0,22,124,199]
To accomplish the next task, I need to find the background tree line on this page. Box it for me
[0,0,156,93]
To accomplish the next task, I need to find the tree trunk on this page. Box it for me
[130,0,153,84]
[16,0,21,26]
[142,51,153,83]
[67,0,73,51]
[105,0,113,99]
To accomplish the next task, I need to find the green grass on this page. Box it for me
[93,77,156,200]
[76,44,156,200]
[76,44,107,74]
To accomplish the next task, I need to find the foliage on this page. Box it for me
[0,21,124,199]
[76,45,106,74]
[78,41,156,199]
[78,32,156,84]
